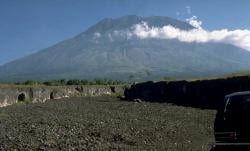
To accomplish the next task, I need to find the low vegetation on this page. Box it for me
[0,96,216,150]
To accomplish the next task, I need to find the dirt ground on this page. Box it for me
[0,96,216,150]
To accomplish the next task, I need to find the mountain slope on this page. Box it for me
[1,15,250,81]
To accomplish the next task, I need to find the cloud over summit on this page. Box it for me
[130,16,250,51]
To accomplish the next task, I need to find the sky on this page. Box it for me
[1,0,250,65]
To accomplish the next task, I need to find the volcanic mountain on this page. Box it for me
[1,15,250,81]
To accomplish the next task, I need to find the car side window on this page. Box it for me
[224,95,250,120]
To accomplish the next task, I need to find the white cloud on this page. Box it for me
[185,16,202,29]
[130,16,250,51]
[113,30,133,39]
[93,32,101,38]
[185,5,191,15]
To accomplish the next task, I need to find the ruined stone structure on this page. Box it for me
[0,85,125,107]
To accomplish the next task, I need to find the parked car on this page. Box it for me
[214,91,250,149]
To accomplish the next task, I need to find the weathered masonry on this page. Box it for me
[0,85,125,107]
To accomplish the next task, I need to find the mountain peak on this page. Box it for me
[1,15,250,81]
[85,15,194,34]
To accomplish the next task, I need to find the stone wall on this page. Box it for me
[0,85,125,107]
[125,76,250,109]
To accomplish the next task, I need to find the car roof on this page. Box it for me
[226,91,250,98]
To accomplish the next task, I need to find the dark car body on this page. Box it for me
[214,91,250,149]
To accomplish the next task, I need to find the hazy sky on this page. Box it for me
[1,0,250,65]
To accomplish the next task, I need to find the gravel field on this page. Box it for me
[0,96,216,150]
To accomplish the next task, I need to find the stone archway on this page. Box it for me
[18,93,26,102]
[50,92,54,100]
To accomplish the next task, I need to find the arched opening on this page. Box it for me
[18,93,26,102]
[50,92,54,100]
[110,86,115,93]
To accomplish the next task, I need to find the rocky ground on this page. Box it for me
[0,96,216,150]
